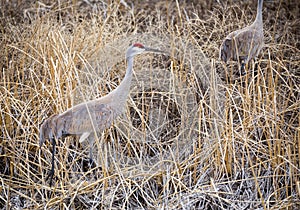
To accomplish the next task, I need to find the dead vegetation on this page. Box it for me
[0,0,299,209]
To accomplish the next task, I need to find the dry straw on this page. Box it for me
[0,0,299,209]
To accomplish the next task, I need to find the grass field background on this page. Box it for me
[0,0,299,209]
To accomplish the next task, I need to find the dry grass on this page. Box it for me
[0,0,299,209]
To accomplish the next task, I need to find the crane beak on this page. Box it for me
[144,46,167,54]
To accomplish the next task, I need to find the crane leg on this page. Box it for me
[240,62,246,74]
[46,138,56,187]
[89,138,95,167]
[239,56,247,75]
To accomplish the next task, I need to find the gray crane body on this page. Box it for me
[39,62,132,146]
[220,0,264,68]
[39,43,164,186]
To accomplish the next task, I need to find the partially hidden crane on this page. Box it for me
[40,43,164,186]
[219,0,264,71]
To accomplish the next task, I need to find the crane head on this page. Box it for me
[126,43,165,60]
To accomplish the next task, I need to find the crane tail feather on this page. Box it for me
[39,114,58,148]
[39,120,48,148]
[79,132,91,143]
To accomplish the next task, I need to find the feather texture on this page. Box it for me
[39,43,163,186]
[220,0,264,66]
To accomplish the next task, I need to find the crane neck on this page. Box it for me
[110,56,134,102]
[119,56,134,92]
[255,0,263,24]
[125,56,134,78]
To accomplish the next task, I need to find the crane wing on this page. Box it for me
[56,101,115,136]
[232,28,263,61]
[220,25,263,63]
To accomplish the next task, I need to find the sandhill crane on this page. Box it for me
[219,0,264,71]
[40,43,164,186]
